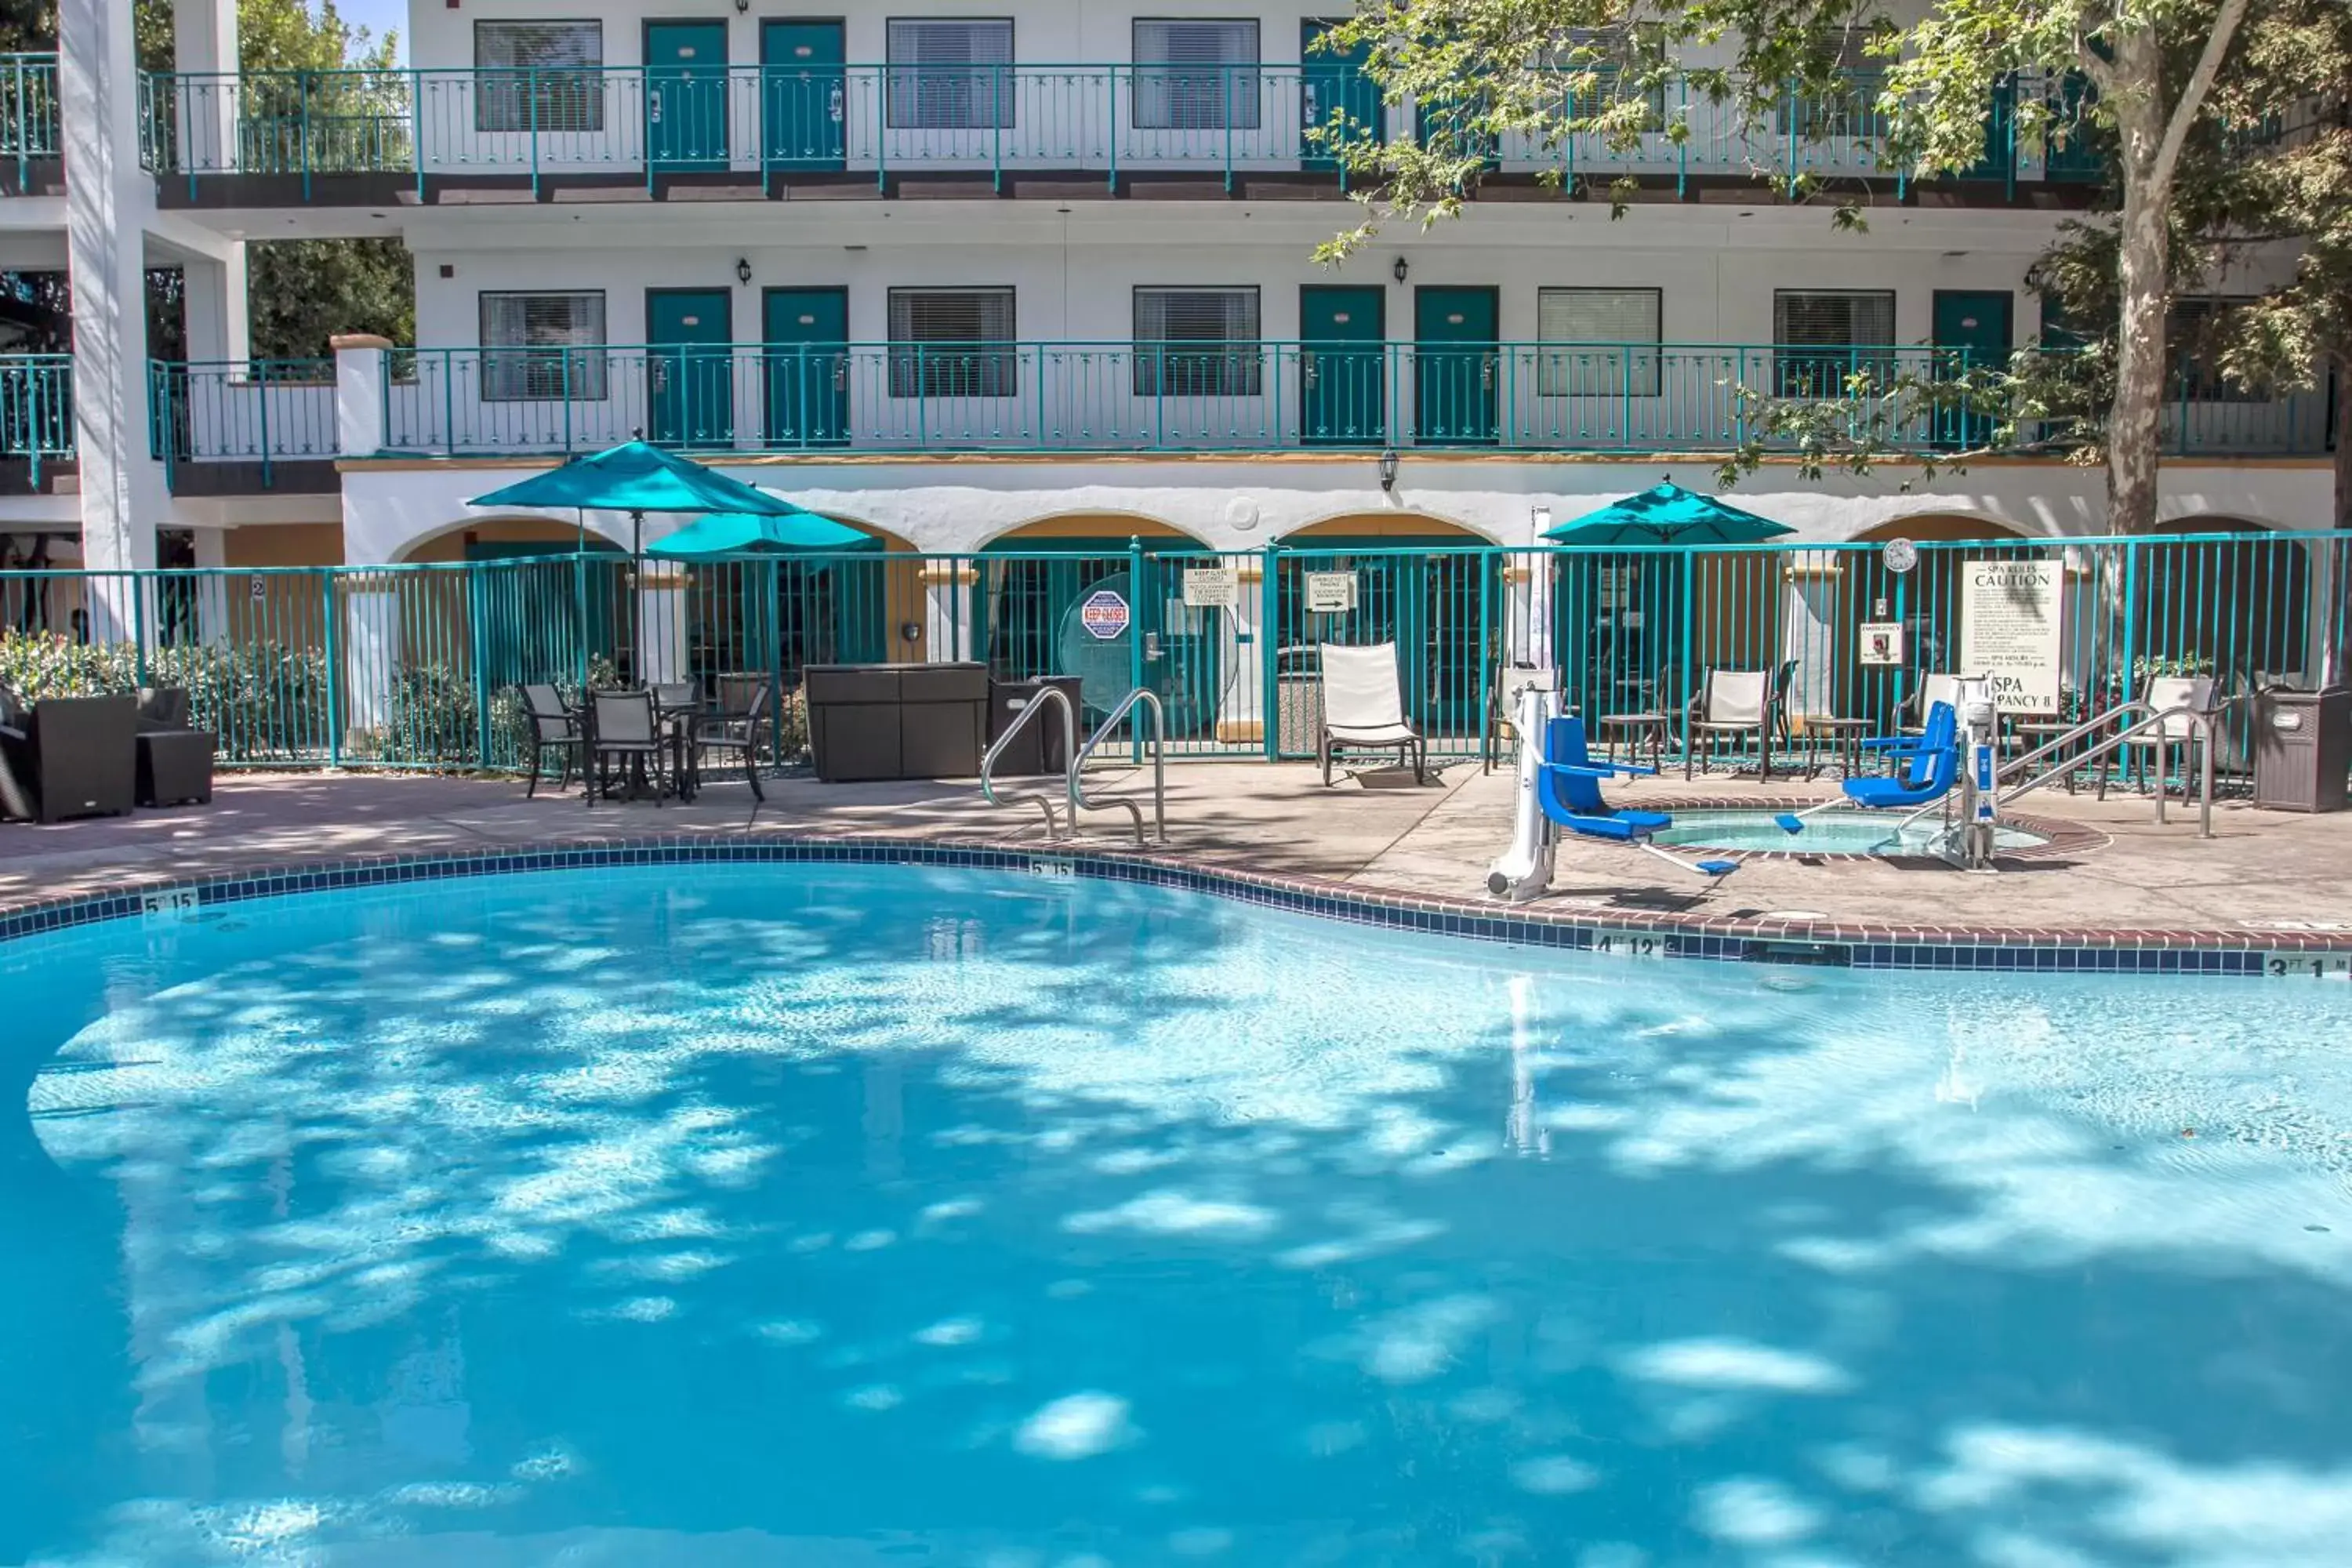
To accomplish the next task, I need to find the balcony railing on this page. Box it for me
[1,354,74,483]
[1,53,59,189]
[149,359,339,488]
[374,340,2328,460]
[140,64,2085,198]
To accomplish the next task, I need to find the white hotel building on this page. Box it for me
[0,0,2338,717]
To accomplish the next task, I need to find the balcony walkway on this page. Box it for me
[5,764,2349,959]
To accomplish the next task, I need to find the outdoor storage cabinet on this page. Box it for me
[986,677,1083,777]
[2252,686,2350,812]
[136,688,216,808]
[0,695,137,822]
[804,663,989,782]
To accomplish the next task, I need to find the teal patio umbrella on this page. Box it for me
[1543,481,1795,546]
[469,440,801,558]
[648,508,880,557]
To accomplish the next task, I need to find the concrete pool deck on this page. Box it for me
[3,761,2350,953]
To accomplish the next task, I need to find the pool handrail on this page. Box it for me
[2000,699,2218,837]
[1072,686,1168,845]
[980,682,1078,840]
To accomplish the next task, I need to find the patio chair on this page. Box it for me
[585,688,669,807]
[1682,663,1788,781]
[652,680,701,713]
[0,693,137,822]
[1897,674,1970,736]
[521,683,582,800]
[692,678,771,806]
[134,687,216,808]
[1318,642,1425,786]
[2096,674,2216,801]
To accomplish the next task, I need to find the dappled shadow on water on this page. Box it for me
[4,864,2352,1564]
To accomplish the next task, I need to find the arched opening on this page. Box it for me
[676,522,922,689]
[972,515,1221,737]
[1275,514,1497,749]
[2139,516,2310,688]
[1827,514,2031,724]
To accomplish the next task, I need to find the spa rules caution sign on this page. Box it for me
[1960,559,2063,713]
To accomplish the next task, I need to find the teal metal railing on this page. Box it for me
[379,339,2328,459]
[141,64,2089,198]
[2,531,2341,777]
[0,354,74,485]
[0,53,58,190]
[148,359,338,489]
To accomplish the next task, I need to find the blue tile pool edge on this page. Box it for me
[2,832,2342,978]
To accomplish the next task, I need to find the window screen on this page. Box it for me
[475,21,604,135]
[1537,288,1661,396]
[1773,290,1895,396]
[1132,20,1261,132]
[480,292,607,401]
[888,288,1017,398]
[887,20,1014,130]
[1134,288,1261,397]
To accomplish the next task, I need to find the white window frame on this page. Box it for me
[480,291,608,402]
[1537,287,1663,397]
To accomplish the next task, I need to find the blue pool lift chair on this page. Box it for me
[1843,699,1962,808]
[1536,716,1740,879]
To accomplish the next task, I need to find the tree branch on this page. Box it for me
[2151,0,2253,192]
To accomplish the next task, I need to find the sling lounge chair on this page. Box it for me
[1319,642,1426,786]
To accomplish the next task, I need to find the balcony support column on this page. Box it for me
[60,0,169,623]
[173,0,241,175]
[332,335,391,459]
[182,250,251,368]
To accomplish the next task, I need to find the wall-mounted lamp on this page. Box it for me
[1377,449,1399,493]
[899,622,924,644]
[1392,256,1410,285]
[735,257,753,285]
[735,0,750,13]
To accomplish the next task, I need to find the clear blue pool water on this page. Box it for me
[5,864,2352,1566]
[1651,809,2049,856]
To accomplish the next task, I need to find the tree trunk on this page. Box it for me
[2104,31,2170,539]
[2334,348,2352,535]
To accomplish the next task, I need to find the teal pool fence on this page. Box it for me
[2,529,2343,778]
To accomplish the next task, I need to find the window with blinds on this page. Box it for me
[888,288,1017,398]
[1537,288,1661,396]
[1133,288,1261,397]
[475,21,604,135]
[886,20,1014,131]
[1132,20,1261,132]
[480,292,608,401]
[1773,290,1896,397]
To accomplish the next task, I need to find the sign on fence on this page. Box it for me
[1304,572,1358,615]
[1079,589,1131,641]
[1181,568,1238,610]
[1960,559,2063,713]
[1859,622,1904,667]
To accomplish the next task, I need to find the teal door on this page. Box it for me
[645,20,730,172]
[1963,75,2016,181]
[1932,289,2013,446]
[762,20,846,172]
[1301,21,1379,173]
[1299,285,1385,446]
[1414,286,1498,445]
[647,288,734,447]
[764,287,850,448]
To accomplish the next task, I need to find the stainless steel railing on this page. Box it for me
[1073,688,1168,845]
[978,682,1078,839]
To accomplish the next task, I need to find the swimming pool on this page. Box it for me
[1652,808,2050,856]
[6,862,2351,1565]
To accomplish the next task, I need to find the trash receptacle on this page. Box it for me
[2253,685,2350,812]
[987,676,1083,776]
[1274,645,1322,759]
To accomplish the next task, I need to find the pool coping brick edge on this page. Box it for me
[2,827,2346,978]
